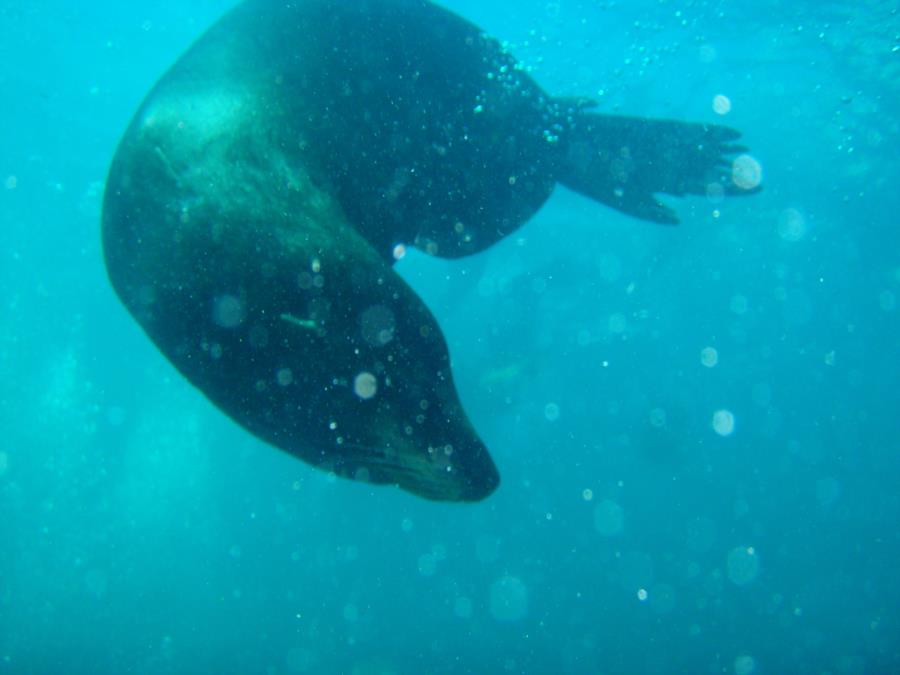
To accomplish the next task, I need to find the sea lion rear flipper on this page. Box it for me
[556,113,757,225]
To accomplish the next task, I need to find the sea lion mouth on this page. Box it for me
[331,441,499,502]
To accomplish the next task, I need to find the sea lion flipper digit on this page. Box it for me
[557,113,755,225]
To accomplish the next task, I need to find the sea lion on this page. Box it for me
[102,0,754,501]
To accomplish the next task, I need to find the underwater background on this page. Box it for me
[1,0,898,673]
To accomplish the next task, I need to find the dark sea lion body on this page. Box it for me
[103,0,751,501]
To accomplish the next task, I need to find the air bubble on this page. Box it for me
[489,576,529,622]
[713,94,732,115]
[353,372,377,399]
[734,655,756,675]
[777,208,807,242]
[731,155,762,190]
[213,294,245,328]
[700,346,718,367]
[712,409,735,436]
[454,596,473,619]
[727,546,760,585]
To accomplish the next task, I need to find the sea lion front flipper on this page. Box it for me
[556,113,757,225]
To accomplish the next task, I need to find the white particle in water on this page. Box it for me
[727,546,760,585]
[778,208,807,242]
[353,371,377,399]
[489,576,529,622]
[712,409,735,436]
[700,346,719,367]
[713,94,732,115]
[637,588,648,601]
[212,294,245,328]
[731,154,762,190]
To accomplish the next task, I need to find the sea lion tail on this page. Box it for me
[555,112,754,224]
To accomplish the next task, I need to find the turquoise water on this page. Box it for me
[1,1,898,673]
